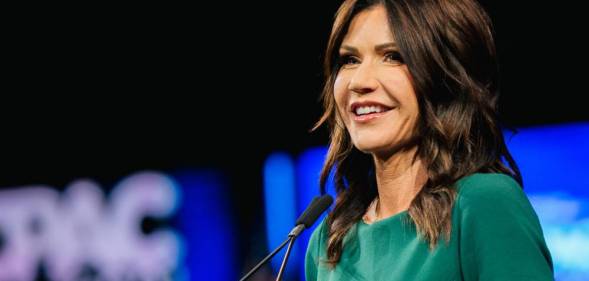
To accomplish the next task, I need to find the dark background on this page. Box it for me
[2,1,588,274]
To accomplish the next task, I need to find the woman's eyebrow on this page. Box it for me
[374,42,398,52]
[339,42,398,53]
[340,45,358,53]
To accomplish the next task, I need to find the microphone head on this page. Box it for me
[295,195,333,228]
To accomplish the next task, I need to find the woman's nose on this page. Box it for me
[348,63,378,94]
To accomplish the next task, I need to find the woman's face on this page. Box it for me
[334,5,419,158]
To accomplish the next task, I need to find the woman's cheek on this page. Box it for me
[334,75,349,113]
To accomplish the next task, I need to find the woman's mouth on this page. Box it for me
[351,104,394,122]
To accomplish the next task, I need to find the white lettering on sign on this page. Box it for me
[0,172,181,281]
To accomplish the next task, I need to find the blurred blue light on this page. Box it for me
[295,147,337,279]
[505,122,589,196]
[263,152,298,277]
[173,170,236,281]
[265,122,589,281]
[505,122,589,280]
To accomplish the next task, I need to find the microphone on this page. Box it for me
[288,194,334,238]
[240,194,333,281]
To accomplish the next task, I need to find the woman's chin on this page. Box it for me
[353,141,389,155]
[353,139,416,159]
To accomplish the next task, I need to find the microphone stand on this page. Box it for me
[275,237,295,281]
[240,195,332,281]
[240,237,290,281]
[240,225,304,281]
[275,225,304,281]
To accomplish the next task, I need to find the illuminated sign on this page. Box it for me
[0,172,181,281]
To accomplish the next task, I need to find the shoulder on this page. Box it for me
[455,173,526,209]
[457,172,521,193]
[453,173,554,279]
[454,173,543,230]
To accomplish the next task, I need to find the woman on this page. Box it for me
[305,0,554,280]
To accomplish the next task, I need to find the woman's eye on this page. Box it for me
[384,51,404,64]
[338,54,360,66]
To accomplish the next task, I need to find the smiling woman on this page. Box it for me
[306,0,554,280]
[334,7,418,158]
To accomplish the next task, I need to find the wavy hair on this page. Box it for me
[312,0,522,265]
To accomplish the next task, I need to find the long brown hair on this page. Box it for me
[313,0,522,265]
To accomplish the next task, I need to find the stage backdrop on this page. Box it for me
[264,122,589,281]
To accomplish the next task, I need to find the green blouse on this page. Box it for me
[305,173,554,281]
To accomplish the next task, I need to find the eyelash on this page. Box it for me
[337,51,404,67]
[338,54,360,66]
[384,51,403,63]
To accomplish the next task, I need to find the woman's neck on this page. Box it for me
[372,146,427,219]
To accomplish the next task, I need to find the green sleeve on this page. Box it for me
[305,218,327,281]
[457,174,554,281]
